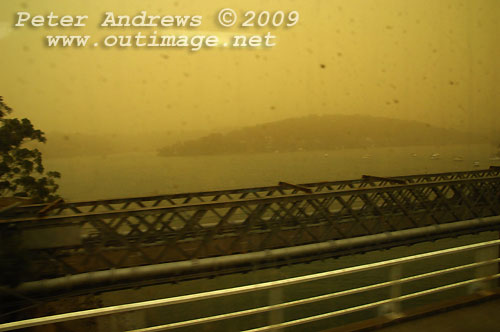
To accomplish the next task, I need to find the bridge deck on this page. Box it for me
[325,291,500,332]
[377,298,500,332]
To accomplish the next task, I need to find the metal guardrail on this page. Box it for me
[1,238,499,332]
[1,170,500,283]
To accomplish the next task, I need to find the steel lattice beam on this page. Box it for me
[4,168,499,218]
[0,170,499,284]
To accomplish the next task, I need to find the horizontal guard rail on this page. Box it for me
[1,238,499,332]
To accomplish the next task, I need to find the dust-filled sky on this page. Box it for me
[0,0,498,137]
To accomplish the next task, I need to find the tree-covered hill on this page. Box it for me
[159,114,486,157]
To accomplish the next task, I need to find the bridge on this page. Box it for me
[1,167,500,331]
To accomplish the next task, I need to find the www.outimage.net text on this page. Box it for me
[13,10,300,51]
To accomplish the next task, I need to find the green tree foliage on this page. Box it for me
[0,96,60,202]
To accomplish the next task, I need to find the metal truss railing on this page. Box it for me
[2,170,500,282]
[6,168,500,217]
[2,238,499,332]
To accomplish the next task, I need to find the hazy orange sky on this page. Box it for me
[0,0,498,137]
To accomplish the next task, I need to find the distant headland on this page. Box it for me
[158,114,487,157]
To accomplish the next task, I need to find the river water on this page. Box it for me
[44,144,499,201]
